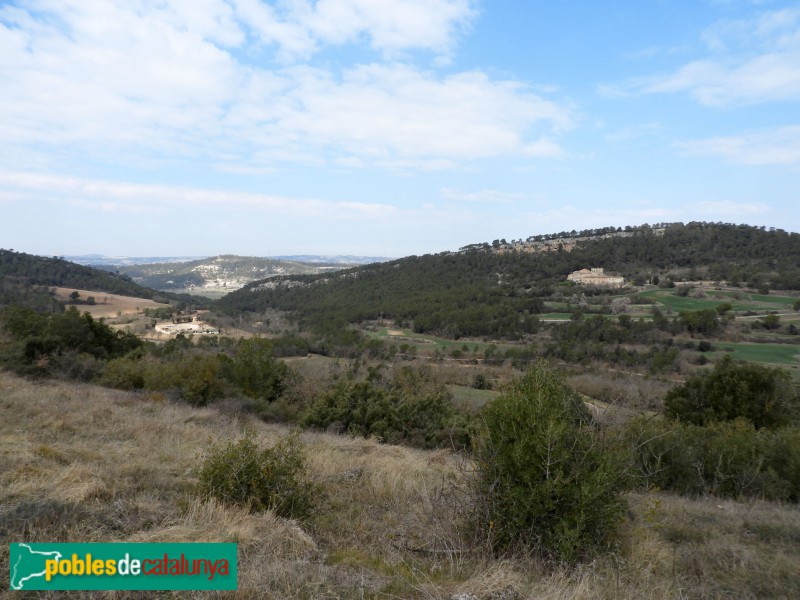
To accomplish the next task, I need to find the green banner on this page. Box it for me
[9,543,237,591]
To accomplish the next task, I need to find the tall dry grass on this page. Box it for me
[2,371,799,598]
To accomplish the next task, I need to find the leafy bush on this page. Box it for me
[472,373,490,390]
[679,309,720,335]
[301,370,471,449]
[230,338,288,403]
[197,432,316,520]
[624,417,800,501]
[664,356,799,428]
[471,363,628,563]
[102,354,228,405]
[0,305,141,376]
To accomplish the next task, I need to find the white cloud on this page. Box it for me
[638,7,800,105]
[679,126,800,165]
[302,0,476,57]
[0,171,398,218]
[644,53,800,105]
[0,0,567,171]
[255,64,570,164]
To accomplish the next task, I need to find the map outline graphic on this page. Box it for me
[10,543,63,590]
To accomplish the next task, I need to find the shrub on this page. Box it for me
[679,309,720,335]
[102,356,146,389]
[230,338,288,403]
[102,354,228,405]
[472,373,490,390]
[197,432,316,520]
[664,355,799,428]
[610,297,631,315]
[0,306,141,373]
[301,374,471,449]
[471,362,628,563]
[624,417,800,501]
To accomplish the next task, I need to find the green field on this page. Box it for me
[743,293,798,306]
[282,353,351,377]
[448,385,500,410]
[538,313,573,320]
[714,343,800,366]
[364,327,518,353]
[638,289,796,314]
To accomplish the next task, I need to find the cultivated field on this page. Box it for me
[53,288,168,318]
[638,288,799,314]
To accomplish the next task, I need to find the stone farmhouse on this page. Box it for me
[567,267,625,288]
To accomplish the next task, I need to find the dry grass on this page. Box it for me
[2,371,800,598]
[567,371,673,414]
[53,287,168,318]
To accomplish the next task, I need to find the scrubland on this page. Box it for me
[2,371,800,599]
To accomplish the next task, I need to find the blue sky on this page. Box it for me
[1,0,799,257]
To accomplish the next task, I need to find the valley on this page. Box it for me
[2,222,800,598]
[96,255,381,298]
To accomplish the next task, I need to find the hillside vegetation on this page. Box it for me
[218,222,800,339]
[0,249,204,308]
[3,222,800,597]
[2,372,800,599]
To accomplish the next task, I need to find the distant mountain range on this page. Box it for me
[66,254,392,267]
[272,255,394,264]
[1,252,393,304]
[64,254,209,267]
[81,255,391,296]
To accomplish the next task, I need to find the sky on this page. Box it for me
[1,0,799,258]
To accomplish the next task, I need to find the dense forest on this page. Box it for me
[217,222,800,338]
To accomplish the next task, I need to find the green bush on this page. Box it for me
[0,305,141,376]
[471,363,628,563]
[197,432,316,520]
[230,338,288,403]
[301,369,472,449]
[102,354,228,405]
[664,355,799,428]
[624,417,800,501]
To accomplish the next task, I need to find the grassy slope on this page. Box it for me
[2,372,800,599]
[715,343,800,366]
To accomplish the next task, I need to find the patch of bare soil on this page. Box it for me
[54,287,167,318]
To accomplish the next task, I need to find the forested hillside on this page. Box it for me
[217,222,800,338]
[0,249,203,308]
